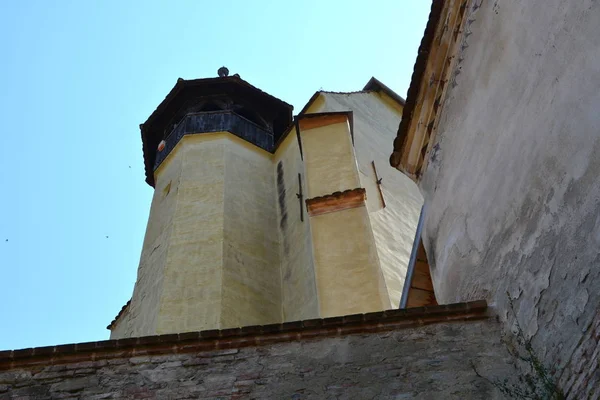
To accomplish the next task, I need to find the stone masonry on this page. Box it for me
[0,302,521,399]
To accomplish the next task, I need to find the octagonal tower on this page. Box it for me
[110,74,293,338]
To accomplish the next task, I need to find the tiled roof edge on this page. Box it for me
[1,301,487,370]
[305,188,366,206]
[106,300,131,330]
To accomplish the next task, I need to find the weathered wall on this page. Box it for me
[156,134,226,334]
[113,133,282,338]
[307,92,423,307]
[111,140,188,339]
[273,132,319,322]
[221,136,282,328]
[1,318,516,399]
[420,1,600,397]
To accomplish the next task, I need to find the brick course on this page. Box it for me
[0,301,520,399]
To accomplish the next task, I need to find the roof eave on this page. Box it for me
[390,0,469,181]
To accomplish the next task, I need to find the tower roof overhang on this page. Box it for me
[140,76,293,187]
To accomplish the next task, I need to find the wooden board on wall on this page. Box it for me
[406,241,438,308]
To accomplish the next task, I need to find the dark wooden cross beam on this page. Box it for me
[296,173,304,222]
[372,161,386,209]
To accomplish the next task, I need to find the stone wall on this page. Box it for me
[0,303,518,399]
[418,0,600,397]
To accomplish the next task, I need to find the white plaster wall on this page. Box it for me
[419,1,600,397]
[307,92,423,308]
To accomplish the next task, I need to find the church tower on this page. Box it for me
[108,71,422,339]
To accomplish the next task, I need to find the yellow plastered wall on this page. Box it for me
[220,136,282,328]
[273,131,319,321]
[300,119,391,316]
[301,120,361,197]
[156,134,226,334]
[112,132,285,338]
[110,141,187,339]
[305,92,423,308]
[111,87,422,339]
[311,206,391,316]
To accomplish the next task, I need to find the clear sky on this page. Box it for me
[0,1,430,350]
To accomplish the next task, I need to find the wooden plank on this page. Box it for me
[406,288,438,308]
[395,0,470,180]
[412,261,434,291]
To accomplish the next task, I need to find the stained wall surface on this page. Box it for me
[418,1,600,397]
[272,132,319,322]
[306,92,423,307]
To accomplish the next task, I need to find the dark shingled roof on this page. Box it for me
[140,76,293,187]
[363,77,406,106]
[107,300,131,330]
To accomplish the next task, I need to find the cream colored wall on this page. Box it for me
[110,141,186,339]
[300,118,391,316]
[112,132,285,338]
[220,136,282,328]
[273,132,319,322]
[301,121,361,198]
[311,206,391,316]
[155,134,226,334]
[111,87,421,339]
[305,92,423,308]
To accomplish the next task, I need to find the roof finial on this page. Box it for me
[218,66,229,77]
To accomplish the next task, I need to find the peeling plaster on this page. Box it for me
[419,0,600,397]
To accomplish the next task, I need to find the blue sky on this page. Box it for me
[0,1,430,349]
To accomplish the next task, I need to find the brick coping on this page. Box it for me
[0,300,487,370]
[305,188,367,217]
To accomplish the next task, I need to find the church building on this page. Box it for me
[0,70,514,399]
[107,71,423,339]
